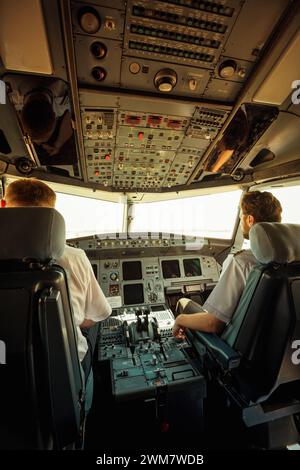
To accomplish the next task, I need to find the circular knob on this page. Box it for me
[78,7,101,34]
[15,157,34,175]
[218,60,237,79]
[92,66,106,81]
[104,261,110,269]
[154,69,177,92]
[149,291,158,303]
[231,169,245,181]
[110,272,118,281]
[90,42,107,59]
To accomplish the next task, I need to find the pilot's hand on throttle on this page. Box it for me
[172,321,186,339]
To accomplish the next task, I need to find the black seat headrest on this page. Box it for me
[250,222,300,264]
[0,207,65,261]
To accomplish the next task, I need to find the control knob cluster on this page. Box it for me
[148,291,158,303]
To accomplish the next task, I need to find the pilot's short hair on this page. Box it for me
[21,96,56,141]
[5,178,56,208]
[241,191,282,222]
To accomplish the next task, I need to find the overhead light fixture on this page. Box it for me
[250,148,275,167]
[218,60,237,79]
[154,69,177,92]
[253,29,300,105]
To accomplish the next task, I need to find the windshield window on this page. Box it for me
[55,193,124,239]
[130,190,242,239]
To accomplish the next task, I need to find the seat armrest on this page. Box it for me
[187,330,241,371]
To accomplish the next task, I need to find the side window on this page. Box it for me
[267,185,300,224]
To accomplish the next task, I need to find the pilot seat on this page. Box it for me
[188,222,300,449]
[0,207,85,449]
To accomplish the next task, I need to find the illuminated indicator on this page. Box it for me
[138,132,144,140]
[125,115,142,125]
[105,154,111,161]
[167,119,181,129]
[147,115,163,126]
[129,41,214,63]
[129,62,141,74]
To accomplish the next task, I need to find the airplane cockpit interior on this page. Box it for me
[1,0,300,453]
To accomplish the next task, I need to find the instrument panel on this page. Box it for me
[96,254,219,306]
[70,233,221,308]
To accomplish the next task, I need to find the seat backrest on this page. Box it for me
[0,207,84,449]
[221,223,300,402]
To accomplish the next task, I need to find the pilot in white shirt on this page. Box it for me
[173,191,282,338]
[4,178,112,367]
[58,245,111,362]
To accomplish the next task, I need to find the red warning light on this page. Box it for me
[138,132,144,140]
[105,154,111,161]
[167,119,181,129]
[161,421,170,433]
[147,115,163,127]
[94,170,100,176]
[125,115,141,125]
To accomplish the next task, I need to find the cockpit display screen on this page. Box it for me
[161,260,180,279]
[123,284,144,305]
[122,261,142,280]
[183,258,202,277]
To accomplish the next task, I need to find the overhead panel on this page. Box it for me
[80,91,230,190]
[121,58,211,97]
[122,0,243,100]
[71,1,125,86]
[70,0,264,102]
[66,0,293,191]
[124,0,238,69]
[74,35,123,86]
[81,109,117,186]
[1,0,292,190]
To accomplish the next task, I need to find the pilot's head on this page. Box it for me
[21,92,56,143]
[4,178,56,208]
[240,191,282,239]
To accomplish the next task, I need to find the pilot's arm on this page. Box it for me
[173,311,225,337]
[81,255,112,328]
[58,245,112,330]
[173,252,252,337]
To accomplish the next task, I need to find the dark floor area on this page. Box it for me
[84,353,251,451]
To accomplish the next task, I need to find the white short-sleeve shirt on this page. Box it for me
[203,249,257,324]
[57,245,112,361]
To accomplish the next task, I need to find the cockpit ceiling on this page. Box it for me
[1,0,300,193]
